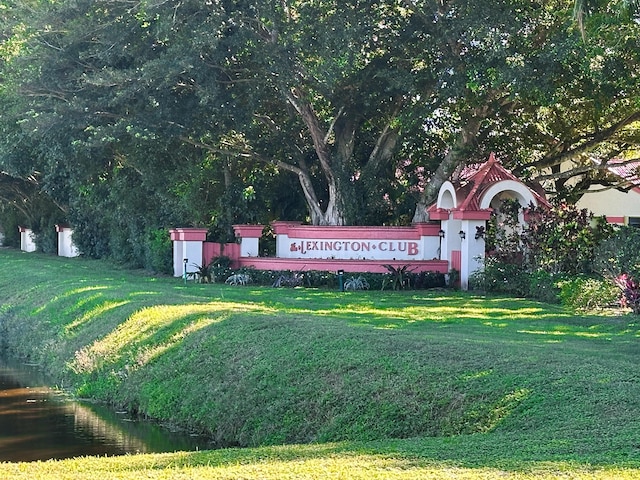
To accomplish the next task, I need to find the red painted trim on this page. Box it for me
[169,228,208,242]
[283,226,423,240]
[55,224,71,233]
[451,210,492,220]
[18,226,30,232]
[271,221,303,234]
[606,216,625,224]
[267,223,447,239]
[412,223,443,235]
[236,257,449,274]
[429,209,450,220]
[233,224,265,238]
[450,250,462,272]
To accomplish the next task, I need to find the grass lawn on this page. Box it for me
[1,248,639,478]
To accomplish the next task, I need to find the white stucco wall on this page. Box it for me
[173,240,204,277]
[576,186,640,220]
[57,228,80,257]
[20,229,36,252]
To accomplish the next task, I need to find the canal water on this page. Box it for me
[0,358,213,462]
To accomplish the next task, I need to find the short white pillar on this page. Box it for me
[459,219,487,290]
[56,225,79,257]
[169,228,208,277]
[271,221,302,258]
[19,226,36,253]
[232,225,264,257]
[413,223,442,260]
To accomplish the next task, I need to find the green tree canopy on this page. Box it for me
[0,0,638,261]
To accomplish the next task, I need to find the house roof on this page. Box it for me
[606,159,640,190]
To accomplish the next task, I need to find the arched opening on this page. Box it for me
[480,182,540,262]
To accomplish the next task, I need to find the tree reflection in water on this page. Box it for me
[0,359,211,462]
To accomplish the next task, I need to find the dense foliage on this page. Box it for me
[0,0,638,267]
[473,200,640,312]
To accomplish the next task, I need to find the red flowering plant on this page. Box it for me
[594,226,640,314]
[615,274,640,314]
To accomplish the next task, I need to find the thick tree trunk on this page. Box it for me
[284,81,405,225]
[412,116,484,223]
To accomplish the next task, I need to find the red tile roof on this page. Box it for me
[607,159,640,189]
[429,153,550,213]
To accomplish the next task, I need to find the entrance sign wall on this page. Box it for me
[169,154,549,289]
[272,222,441,261]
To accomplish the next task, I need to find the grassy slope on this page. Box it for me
[1,248,640,478]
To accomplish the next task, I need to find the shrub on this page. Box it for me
[528,270,563,304]
[615,274,640,314]
[225,273,251,286]
[381,265,416,290]
[410,271,447,289]
[557,276,619,311]
[344,276,370,291]
[210,256,233,282]
[524,201,613,275]
[146,228,173,274]
[302,270,334,288]
[189,261,214,283]
[272,272,304,288]
[594,226,640,279]
[0,207,20,247]
[218,268,446,291]
[469,257,529,297]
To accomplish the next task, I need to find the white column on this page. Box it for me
[233,225,265,257]
[271,221,300,259]
[169,228,208,277]
[459,219,486,290]
[56,226,79,257]
[440,219,462,262]
[19,227,36,252]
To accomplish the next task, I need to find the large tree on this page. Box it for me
[1,0,638,233]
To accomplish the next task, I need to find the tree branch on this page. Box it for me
[534,157,640,183]
[365,100,403,177]
[529,111,640,171]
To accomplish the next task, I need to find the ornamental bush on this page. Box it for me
[469,256,530,297]
[557,276,620,312]
[593,226,640,280]
[524,200,613,275]
[615,274,640,314]
[527,270,563,304]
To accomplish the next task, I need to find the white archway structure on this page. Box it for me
[479,180,537,210]
[431,154,550,289]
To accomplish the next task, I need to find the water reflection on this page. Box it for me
[0,359,212,462]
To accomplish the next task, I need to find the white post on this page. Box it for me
[271,221,301,258]
[232,225,264,257]
[56,225,79,257]
[169,228,208,277]
[440,218,462,262]
[459,219,486,290]
[19,227,36,252]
